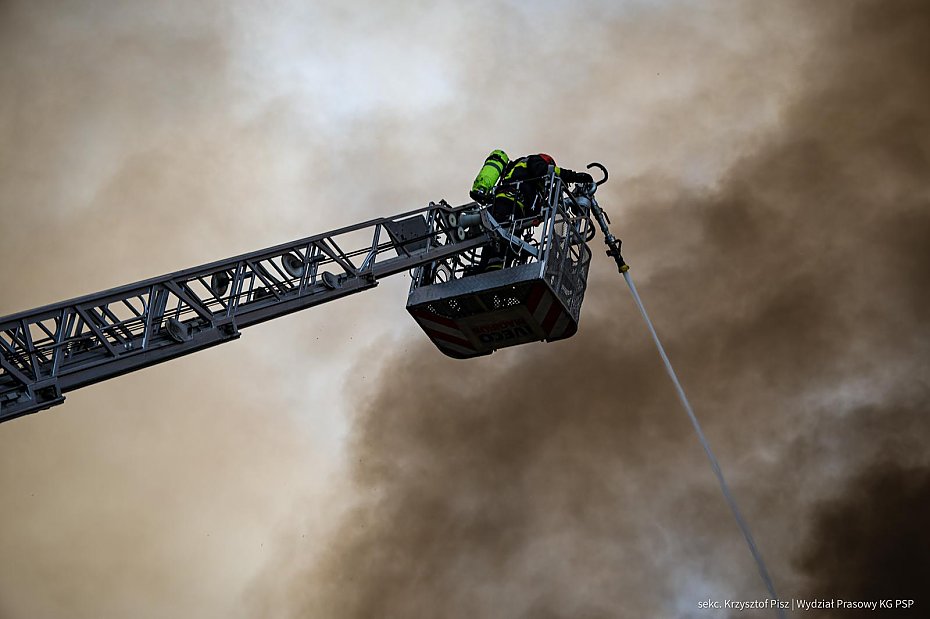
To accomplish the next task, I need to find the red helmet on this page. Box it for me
[538,153,555,166]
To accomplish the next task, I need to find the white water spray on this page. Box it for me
[622,271,786,619]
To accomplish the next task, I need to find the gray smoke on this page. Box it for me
[263,1,930,617]
[2,1,927,618]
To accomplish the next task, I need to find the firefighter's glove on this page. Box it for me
[575,172,594,185]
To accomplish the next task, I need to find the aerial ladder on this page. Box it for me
[0,161,789,617]
[0,164,619,424]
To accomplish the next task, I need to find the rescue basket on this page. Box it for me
[407,171,593,358]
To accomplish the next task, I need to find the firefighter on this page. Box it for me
[478,153,594,271]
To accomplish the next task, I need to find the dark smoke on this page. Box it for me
[268,0,930,616]
[797,460,930,617]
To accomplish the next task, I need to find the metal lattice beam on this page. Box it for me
[0,201,488,423]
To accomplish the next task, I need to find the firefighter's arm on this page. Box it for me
[527,155,594,184]
[556,168,594,185]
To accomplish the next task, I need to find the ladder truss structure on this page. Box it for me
[0,202,488,423]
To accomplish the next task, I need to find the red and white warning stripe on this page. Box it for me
[409,309,479,357]
[525,282,573,341]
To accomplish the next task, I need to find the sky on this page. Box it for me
[1,1,928,618]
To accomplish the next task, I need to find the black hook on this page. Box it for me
[586,162,608,186]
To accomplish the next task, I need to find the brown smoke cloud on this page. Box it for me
[0,3,349,618]
[262,1,930,617]
[2,0,928,617]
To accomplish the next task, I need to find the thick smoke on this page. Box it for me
[0,3,351,618]
[797,462,930,617]
[2,0,927,617]
[267,1,930,617]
